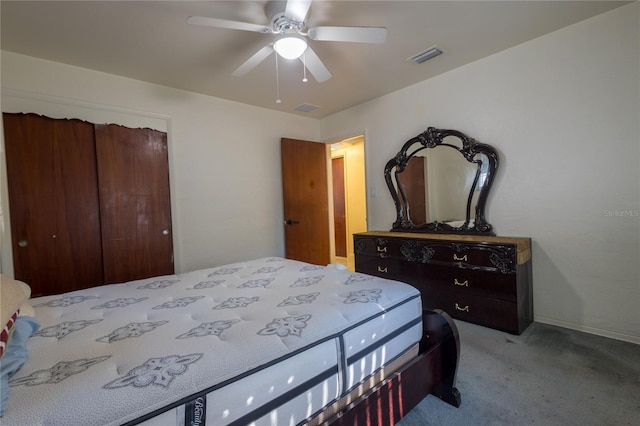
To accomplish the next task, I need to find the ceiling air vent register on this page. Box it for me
[294,103,320,113]
[408,46,445,64]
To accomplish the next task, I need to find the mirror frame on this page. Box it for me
[384,127,499,235]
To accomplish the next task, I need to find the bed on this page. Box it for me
[1,257,460,425]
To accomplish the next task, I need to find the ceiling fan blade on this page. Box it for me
[232,45,275,77]
[300,47,332,83]
[187,16,269,33]
[285,0,313,23]
[308,26,387,43]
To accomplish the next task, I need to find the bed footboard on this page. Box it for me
[327,309,461,425]
[422,308,461,407]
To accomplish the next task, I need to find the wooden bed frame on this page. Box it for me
[328,309,461,425]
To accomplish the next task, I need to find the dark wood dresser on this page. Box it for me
[354,231,533,334]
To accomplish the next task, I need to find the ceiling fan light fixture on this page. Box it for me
[274,35,307,59]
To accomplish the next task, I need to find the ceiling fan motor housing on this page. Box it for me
[266,1,306,34]
[272,15,304,34]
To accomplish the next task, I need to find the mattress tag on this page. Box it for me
[184,396,206,426]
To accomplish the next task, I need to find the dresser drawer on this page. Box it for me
[354,255,416,283]
[401,240,518,273]
[422,290,520,334]
[421,265,517,302]
[354,236,412,259]
[354,235,518,273]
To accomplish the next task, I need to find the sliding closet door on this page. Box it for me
[3,113,104,296]
[94,124,174,284]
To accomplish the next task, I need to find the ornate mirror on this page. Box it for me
[385,127,499,235]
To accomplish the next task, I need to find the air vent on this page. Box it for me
[294,103,321,113]
[408,45,444,64]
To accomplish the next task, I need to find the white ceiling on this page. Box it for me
[1,1,630,118]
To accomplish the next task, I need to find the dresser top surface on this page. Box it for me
[355,231,532,264]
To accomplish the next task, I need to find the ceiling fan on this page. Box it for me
[187,0,387,83]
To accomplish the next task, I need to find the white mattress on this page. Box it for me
[2,257,422,425]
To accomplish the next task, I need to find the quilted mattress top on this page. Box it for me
[2,257,420,425]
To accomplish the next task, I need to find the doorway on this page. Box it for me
[329,135,367,271]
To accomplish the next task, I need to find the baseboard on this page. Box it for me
[535,316,640,345]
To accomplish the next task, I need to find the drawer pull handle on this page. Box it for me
[453,254,467,262]
[454,278,469,287]
[377,266,388,273]
[376,246,387,253]
[455,303,469,312]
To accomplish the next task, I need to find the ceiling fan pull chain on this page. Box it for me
[302,52,308,83]
[275,52,282,104]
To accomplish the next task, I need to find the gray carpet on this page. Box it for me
[398,321,640,426]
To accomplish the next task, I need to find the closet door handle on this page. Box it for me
[18,239,28,248]
[162,229,170,236]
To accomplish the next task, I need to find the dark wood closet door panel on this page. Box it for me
[94,124,174,284]
[3,113,104,296]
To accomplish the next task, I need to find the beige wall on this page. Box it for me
[320,3,640,344]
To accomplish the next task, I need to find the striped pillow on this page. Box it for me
[0,310,19,359]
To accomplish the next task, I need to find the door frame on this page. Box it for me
[326,132,369,270]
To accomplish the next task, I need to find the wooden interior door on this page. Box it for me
[3,113,104,296]
[95,124,174,284]
[332,156,347,257]
[281,138,330,266]
[398,156,427,225]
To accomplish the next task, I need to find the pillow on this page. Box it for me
[0,315,39,417]
[1,275,31,326]
[0,302,33,359]
[1,275,31,361]
[0,311,19,359]
[18,302,34,318]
